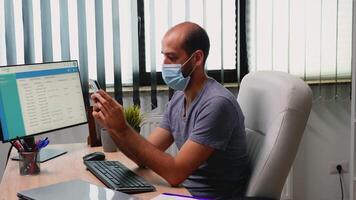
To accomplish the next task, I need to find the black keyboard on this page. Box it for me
[84,160,155,193]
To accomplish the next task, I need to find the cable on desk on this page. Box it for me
[6,142,14,167]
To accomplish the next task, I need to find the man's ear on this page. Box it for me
[194,50,205,67]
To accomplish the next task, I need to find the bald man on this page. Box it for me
[91,22,249,199]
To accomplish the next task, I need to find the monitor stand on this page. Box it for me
[11,148,67,163]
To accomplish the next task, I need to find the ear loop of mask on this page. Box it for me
[180,51,198,78]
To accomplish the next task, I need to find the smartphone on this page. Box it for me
[89,79,101,93]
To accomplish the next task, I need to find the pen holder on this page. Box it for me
[18,151,40,175]
[100,128,117,152]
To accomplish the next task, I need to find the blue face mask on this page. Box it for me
[161,53,196,91]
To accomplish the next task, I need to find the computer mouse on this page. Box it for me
[83,152,105,161]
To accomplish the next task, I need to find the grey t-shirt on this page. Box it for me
[159,78,249,199]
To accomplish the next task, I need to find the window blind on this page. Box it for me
[0,0,133,106]
[246,0,352,99]
[143,0,237,75]
[1,0,239,109]
[246,0,352,81]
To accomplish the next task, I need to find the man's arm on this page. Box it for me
[119,127,174,168]
[91,90,214,186]
[111,125,214,186]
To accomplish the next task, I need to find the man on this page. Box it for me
[91,22,249,199]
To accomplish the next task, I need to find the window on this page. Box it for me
[144,0,236,72]
[246,0,352,81]
[0,0,238,86]
[142,0,238,85]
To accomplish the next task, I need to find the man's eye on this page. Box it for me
[169,57,177,62]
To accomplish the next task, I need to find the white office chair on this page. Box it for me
[237,71,312,199]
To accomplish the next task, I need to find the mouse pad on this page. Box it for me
[11,148,67,163]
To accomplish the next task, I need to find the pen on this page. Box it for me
[20,139,31,151]
[35,137,50,151]
[16,137,28,151]
[36,137,48,144]
[11,141,24,152]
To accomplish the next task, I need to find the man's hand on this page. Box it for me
[91,90,129,134]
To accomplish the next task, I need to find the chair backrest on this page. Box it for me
[237,71,312,199]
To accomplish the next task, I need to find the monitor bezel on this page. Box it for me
[0,60,88,143]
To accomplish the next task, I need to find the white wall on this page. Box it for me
[293,85,350,200]
[0,85,351,200]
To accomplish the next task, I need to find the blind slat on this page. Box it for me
[220,0,224,84]
[22,0,35,64]
[239,0,248,81]
[318,0,323,98]
[95,0,106,90]
[0,0,7,65]
[203,0,207,28]
[167,0,172,27]
[4,0,17,65]
[60,0,70,60]
[236,0,240,83]
[112,0,123,105]
[149,0,157,109]
[335,0,340,98]
[287,0,290,74]
[185,0,190,21]
[271,0,274,70]
[131,0,140,106]
[77,0,89,107]
[40,0,53,62]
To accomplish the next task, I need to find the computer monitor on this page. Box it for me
[0,61,87,142]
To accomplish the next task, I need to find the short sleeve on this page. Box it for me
[189,97,238,150]
[159,102,171,132]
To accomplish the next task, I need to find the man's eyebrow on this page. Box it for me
[161,51,172,54]
[161,52,176,57]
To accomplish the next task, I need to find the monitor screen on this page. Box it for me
[0,61,87,142]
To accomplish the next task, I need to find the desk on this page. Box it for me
[0,143,190,200]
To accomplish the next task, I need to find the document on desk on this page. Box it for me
[17,179,141,200]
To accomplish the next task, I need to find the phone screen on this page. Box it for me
[89,79,101,92]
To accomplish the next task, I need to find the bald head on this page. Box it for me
[164,22,210,63]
